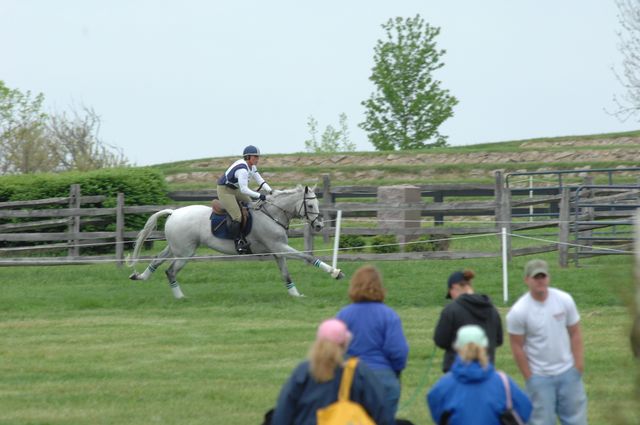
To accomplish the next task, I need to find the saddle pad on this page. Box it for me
[210,210,253,239]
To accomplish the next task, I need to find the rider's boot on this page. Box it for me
[228,219,250,255]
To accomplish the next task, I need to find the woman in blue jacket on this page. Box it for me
[336,264,409,424]
[427,325,532,425]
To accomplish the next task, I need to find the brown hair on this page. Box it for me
[348,264,386,302]
[457,342,489,368]
[308,339,345,382]
[458,269,476,288]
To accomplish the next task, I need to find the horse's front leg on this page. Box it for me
[279,245,345,280]
[274,255,304,297]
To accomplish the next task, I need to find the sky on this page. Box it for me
[2,0,637,166]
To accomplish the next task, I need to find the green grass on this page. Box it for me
[0,249,638,424]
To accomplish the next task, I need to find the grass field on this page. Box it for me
[1,246,639,424]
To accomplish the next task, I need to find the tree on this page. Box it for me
[0,80,129,174]
[612,0,640,121]
[360,15,458,150]
[47,106,129,171]
[0,81,55,174]
[304,113,356,153]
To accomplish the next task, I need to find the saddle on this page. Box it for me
[209,199,253,239]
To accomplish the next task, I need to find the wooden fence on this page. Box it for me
[1,173,638,266]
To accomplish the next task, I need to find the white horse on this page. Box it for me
[127,185,344,298]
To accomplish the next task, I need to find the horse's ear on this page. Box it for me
[305,186,309,194]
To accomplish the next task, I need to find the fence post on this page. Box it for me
[583,176,594,252]
[68,184,81,258]
[321,174,331,243]
[632,211,640,357]
[558,187,571,268]
[495,171,512,260]
[433,191,444,225]
[303,222,314,255]
[116,192,125,267]
[377,185,420,252]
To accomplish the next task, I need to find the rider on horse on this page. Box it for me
[216,145,273,254]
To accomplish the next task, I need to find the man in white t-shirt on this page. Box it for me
[506,259,587,425]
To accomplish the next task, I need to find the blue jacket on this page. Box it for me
[271,360,390,425]
[336,302,409,373]
[427,357,532,425]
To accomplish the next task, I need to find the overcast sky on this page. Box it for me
[2,1,637,166]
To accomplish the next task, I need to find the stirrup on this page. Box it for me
[235,238,251,255]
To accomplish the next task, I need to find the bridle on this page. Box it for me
[258,191,321,230]
[299,194,322,228]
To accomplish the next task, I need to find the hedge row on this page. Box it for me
[0,168,170,243]
[0,168,169,206]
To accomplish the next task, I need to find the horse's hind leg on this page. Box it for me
[274,255,304,297]
[129,246,172,281]
[165,258,189,299]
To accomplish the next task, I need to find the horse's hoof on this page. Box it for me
[331,269,344,280]
[129,272,139,280]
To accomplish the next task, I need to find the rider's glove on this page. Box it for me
[259,193,267,201]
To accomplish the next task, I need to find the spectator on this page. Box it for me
[271,318,389,425]
[427,325,532,425]
[336,264,409,424]
[433,269,503,372]
[506,259,588,425]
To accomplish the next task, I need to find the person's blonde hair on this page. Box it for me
[348,264,386,302]
[308,339,345,382]
[457,342,489,368]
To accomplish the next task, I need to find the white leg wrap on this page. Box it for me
[314,259,334,274]
[330,268,342,279]
[140,267,154,280]
[286,282,304,297]
[170,282,185,299]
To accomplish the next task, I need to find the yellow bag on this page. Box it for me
[316,358,376,425]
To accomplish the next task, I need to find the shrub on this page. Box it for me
[405,235,436,252]
[370,235,399,253]
[405,234,451,252]
[0,168,170,254]
[338,234,366,252]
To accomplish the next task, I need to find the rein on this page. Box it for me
[257,192,320,230]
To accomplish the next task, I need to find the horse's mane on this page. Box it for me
[271,184,316,198]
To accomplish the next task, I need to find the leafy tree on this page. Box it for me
[0,81,54,174]
[304,113,356,153]
[360,15,458,150]
[612,0,640,121]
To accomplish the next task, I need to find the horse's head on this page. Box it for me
[300,185,323,232]
[269,185,324,232]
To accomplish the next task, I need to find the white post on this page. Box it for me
[502,227,509,303]
[529,175,534,222]
[332,210,342,269]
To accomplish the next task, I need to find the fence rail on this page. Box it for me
[1,171,638,266]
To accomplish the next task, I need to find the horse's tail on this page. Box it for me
[126,209,174,267]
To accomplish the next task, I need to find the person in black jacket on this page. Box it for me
[433,269,503,373]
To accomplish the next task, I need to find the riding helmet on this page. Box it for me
[242,145,261,156]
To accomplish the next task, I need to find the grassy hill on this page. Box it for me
[151,130,640,191]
